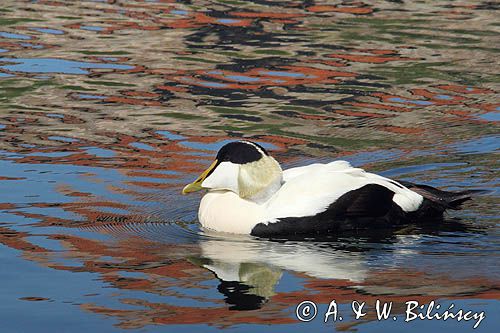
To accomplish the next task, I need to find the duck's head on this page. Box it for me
[182,141,282,201]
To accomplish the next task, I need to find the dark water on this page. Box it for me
[0,1,499,332]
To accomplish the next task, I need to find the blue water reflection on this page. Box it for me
[0,57,133,75]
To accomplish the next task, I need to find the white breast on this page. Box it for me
[199,190,266,234]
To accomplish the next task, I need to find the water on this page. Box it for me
[0,1,498,332]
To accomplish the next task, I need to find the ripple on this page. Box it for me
[479,112,500,122]
[19,42,44,49]
[80,26,104,32]
[29,27,65,35]
[129,142,155,151]
[74,93,107,100]
[388,97,434,106]
[0,0,498,330]
[83,221,202,244]
[156,130,185,141]
[452,136,499,155]
[0,31,32,40]
[179,139,278,152]
[0,57,133,75]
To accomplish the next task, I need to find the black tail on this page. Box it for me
[397,181,485,210]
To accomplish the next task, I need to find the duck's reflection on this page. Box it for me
[194,233,372,310]
[192,220,483,311]
[191,232,376,310]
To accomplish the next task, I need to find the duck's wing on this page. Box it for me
[396,180,485,210]
[282,160,352,182]
[264,162,423,223]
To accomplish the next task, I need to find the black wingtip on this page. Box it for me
[445,189,487,209]
[397,180,488,210]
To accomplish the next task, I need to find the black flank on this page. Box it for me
[251,184,405,237]
[251,181,483,238]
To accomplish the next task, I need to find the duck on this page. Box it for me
[182,140,477,237]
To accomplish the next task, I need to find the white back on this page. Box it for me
[265,161,423,223]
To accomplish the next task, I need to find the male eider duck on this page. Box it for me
[182,141,477,237]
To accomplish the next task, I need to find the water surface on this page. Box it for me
[0,1,498,332]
